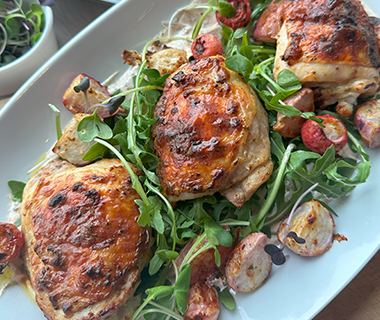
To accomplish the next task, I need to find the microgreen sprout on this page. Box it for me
[73,76,90,93]
[264,183,319,265]
[0,0,54,66]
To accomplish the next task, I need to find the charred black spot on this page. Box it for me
[0,253,7,261]
[86,267,104,279]
[364,83,376,89]
[47,246,63,268]
[85,189,98,199]
[172,71,186,84]
[171,107,178,114]
[48,193,65,207]
[99,309,109,317]
[72,182,83,191]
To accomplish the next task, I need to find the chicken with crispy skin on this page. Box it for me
[21,158,150,320]
[152,56,273,208]
[254,0,380,116]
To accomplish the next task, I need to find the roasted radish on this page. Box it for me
[301,114,348,155]
[216,0,251,31]
[277,200,335,256]
[273,88,315,138]
[191,34,224,60]
[62,73,111,116]
[354,99,380,148]
[184,282,219,320]
[0,222,24,271]
[225,232,272,292]
[253,0,292,43]
[175,235,235,285]
[52,113,96,166]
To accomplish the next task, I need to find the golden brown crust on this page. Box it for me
[153,56,272,206]
[22,159,149,320]
[281,0,380,68]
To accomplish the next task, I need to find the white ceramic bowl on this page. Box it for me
[0,6,58,97]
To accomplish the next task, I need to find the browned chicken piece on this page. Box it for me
[21,158,150,320]
[253,0,291,43]
[175,234,235,285]
[184,282,220,320]
[152,56,273,208]
[273,88,315,138]
[254,0,380,112]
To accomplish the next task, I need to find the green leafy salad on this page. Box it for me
[6,0,375,319]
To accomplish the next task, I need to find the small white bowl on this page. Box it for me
[0,6,58,97]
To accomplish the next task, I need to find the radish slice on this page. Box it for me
[184,282,219,320]
[225,232,272,292]
[277,200,335,256]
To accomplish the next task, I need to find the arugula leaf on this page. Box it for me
[8,180,26,202]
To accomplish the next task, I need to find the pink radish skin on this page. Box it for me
[225,232,272,292]
[191,34,224,60]
[301,114,348,155]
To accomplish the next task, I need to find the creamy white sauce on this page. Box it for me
[107,0,219,94]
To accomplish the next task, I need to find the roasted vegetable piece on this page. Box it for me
[0,222,24,271]
[52,113,95,166]
[184,282,219,320]
[301,114,348,155]
[215,0,251,31]
[191,34,224,60]
[175,235,235,285]
[277,200,335,256]
[253,0,291,43]
[147,48,188,75]
[62,73,111,116]
[354,99,380,148]
[273,88,315,138]
[225,232,272,292]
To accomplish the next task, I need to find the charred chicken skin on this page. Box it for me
[21,159,150,320]
[254,0,380,112]
[153,56,273,208]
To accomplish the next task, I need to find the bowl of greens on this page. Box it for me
[0,0,58,97]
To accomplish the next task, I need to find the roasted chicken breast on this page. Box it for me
[152,56,273,208]
[21,158,150,320]
[254,0,380,112]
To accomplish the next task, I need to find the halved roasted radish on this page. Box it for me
[53,113,96,166]
[0,223,24,271]
[225,232,272,292]
[184,281,219,320]
[355,99,380,148]
[301,114,348,155]
[277,200,335,256]
[62,74,112,116]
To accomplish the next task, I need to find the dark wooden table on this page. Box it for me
[52,1,380,319]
